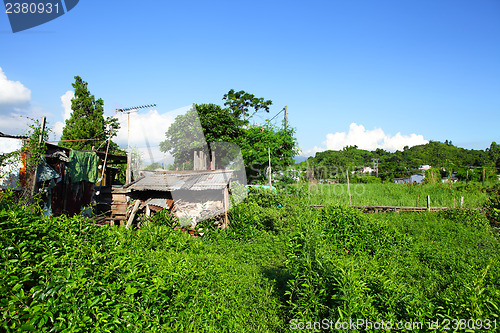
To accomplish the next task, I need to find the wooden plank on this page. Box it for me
[303,204,450,213]
[111,203,127,212]
[126,200,141,229]
[111,186,130,194]
[112,193,127,202]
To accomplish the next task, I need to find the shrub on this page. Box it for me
[439,208,490,230]
[484,185,500,225]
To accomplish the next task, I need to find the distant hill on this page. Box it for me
[294,156,306,163]
[297,141,500,181]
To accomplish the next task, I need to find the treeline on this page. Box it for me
[299,141,500,182]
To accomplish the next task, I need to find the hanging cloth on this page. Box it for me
[67,150,99,183]
[36,156,60,182]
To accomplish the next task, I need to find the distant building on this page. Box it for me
[442,172,458,183]
[360,166,373,174]
[392,173,425,184]
[419,165,431,171]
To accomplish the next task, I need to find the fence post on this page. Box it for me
[416,194,419,207]
[346,167,352,206]
[427,195,431,211]
[460,196,464,208]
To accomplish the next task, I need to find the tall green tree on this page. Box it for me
[159,105,208,167]
[60,76,120,151]
[222,89,272,123]
[159,103,246,168]
[487,142,500,171]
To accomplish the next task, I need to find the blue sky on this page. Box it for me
[1,0,499,163]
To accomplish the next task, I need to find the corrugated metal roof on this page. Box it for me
[125,170,234,191]
[0,132,27,139]
[148,198,171,209]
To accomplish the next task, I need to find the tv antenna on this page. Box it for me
[116,104,156,150]
[116,104,156,182]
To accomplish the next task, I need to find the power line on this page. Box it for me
[269,107,285,122]
[46,138,101,143]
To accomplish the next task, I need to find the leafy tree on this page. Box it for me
[222,89,272,123]
[60,76,120,152]
[241,121,299,183]
[159,105,208,167]
[196,104,244,145]
[487,142,500,172]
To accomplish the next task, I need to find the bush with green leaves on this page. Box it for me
[2,182,500,332]
[438,208,490,230]
[283,206,500,327]
[484,185,500,225]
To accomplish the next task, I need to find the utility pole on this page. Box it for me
[116,104,156,183]
[371,158,379,177]
[268,147,272,190]
[482,167,486,187]
[284,105,288,129]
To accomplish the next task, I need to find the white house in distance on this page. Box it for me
[419,165,431,172]
[360,166,373,174]
[393,173,425,184]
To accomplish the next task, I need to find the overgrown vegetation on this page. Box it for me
[295,182,490,208]
[2,184,500,332]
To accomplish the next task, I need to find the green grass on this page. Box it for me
[294,182,489,208]
[2,187,500,332]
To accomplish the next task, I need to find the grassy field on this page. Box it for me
[1,185,500,332]
[294,182,490,208]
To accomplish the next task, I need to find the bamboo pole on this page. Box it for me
[427,195,431,211]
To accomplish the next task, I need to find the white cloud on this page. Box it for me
[0,68,34,135]
[0,67,31,107]
[53,121,64,139]
[300,145,325,157]
[114,108,183,165]
[52,90,74,140]
[322,123,428,152]
[0,113,29,135]
[61,90,74,121]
